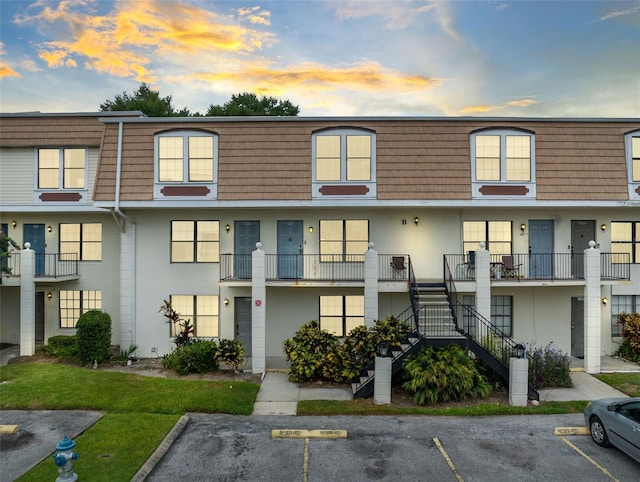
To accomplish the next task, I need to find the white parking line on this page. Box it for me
[560,437,621,482]
[433,437,464,482]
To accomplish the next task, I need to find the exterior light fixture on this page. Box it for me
[223,298,229,306]
[12,220,17,228]
[47,292,53,301]
[225,224,231,233]
[512,343,526,359]
[414,217,419,226]
[602,297,608,306]
[601,224,607,232]
[308,226,314,233]
[520,223,526,232]
[47,226,53,233]
[378,342,390,357]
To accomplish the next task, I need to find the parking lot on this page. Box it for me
[147,414,639,482]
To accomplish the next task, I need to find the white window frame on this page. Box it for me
[169,294,219,338]
[34,147,89,204]
[319,295,365,337]
[319,219,369,262]
[59,223,102,261]
[625,130,640,199]
[311,128,376,198]
[611,295,638,337]
[170,220,220,263]
[154,130,218,199]
[470,129,536,198]
[59,290,102,328]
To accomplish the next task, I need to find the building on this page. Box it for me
[1,112,638,379]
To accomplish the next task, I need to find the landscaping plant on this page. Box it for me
[616,312,640,363]
[76,310,112,366]
[527,342,572,389]
[217,338,246,371]
[402,344,491,405]
[159,299,194,347]
[162,339,218,375]
[37,335,78,362]
[283,320,339,382]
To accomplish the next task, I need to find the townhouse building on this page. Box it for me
[1,112,638,380]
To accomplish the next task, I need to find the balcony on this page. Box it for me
[445,252,630,283]
[0,252,79,285]
[220,253,409,283]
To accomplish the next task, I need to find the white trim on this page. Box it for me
[625,130,640,200]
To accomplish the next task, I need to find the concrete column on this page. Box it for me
[509,357,529,406]
[373,356,392,405]
[584,240,602,374]
[119,222,135,350]
[252,243,266,374]
[19,243,35,356]
[364,243,379,327]
[475,242,491,337]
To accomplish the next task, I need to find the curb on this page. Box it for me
[131,414,190,482]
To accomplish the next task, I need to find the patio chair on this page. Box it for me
[390,256,406,279]
[502,255,522,279]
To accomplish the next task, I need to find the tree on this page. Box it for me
[206,92,300,116]
[99,83,191,117]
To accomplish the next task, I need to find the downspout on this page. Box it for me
[112,121,136,346]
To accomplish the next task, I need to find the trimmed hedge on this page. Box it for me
[76,310,112,365]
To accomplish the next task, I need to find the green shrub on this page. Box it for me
[164,339,218,375]
[159,300,194,348]
[283,320,339,382]
[76,311,112,366]
[615,340,640,363]
[38,335,79,362]
[527,343,572,389]
[402,344,492,405]
[217,339,245,371]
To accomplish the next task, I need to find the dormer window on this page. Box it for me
[38,148,86,189]
[626,130,640,199]
[470,129,536,198]
[154,130,218,199]
[312,128,376,198]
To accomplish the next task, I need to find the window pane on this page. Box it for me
[345,220,368,241]
[63,149,85,188]
[320,220,343,241]
[82,223,102,261]
[172,221,194,241]
[159,137,184,182]
[189,137,214,181]
[475,136,500,181]
[60,290,80,328]
[60,224,80,257]
[632,137,640,182]
[83,290,102,311]
[346,136,371,181]
[195,295,218,337]
[38,148,59,188]
[611,222,632,241]
[172,221,195,262]
[505,136,530,181]
[316,136,341,181]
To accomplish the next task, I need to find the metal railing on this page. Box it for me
[0,252,79,280]
[445,252,631,282]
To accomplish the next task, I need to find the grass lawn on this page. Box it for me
[1,362,260,480]
[594,372,640,397]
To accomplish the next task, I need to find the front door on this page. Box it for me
[234,297,252,357]
[529,220,554,278]
[571,220,595,278]
[277,220,303,279]
[571,297,584,358]
[23,224,45,275]
[234,221,260,279]
[35,291,45,345]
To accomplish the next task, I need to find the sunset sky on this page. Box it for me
[1,0,638,117]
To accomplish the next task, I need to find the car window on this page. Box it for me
[618,401,640,422]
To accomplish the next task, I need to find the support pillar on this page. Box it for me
[19,243,35,356]
[509,357,529,407]
[475,242,491,337]
[364,243,379,327]
[373,356,392,405]
[252,243,266,374]
[584,240,602,374]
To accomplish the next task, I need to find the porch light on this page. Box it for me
[378,342,390,357]
[602,297,608,306]
[225,224,231,233]
[47,226,53,233]
[520,223,526,232]
[47,292,53,301]
[414,216,419,226]
[308,226,314,233]
[223,298,229,306]
[11,220,16,228]
[600,224,607,232]
[512,343,526,359]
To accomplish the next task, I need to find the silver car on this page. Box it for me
[584,397,640,463]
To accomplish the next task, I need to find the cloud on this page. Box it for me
[12,0,275,82]
[460,98,539,114]
[0,64,21,78]
[237,6,271,26]
[597,2,640,21]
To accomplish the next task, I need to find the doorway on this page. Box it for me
[529,220,554,278]
[571,220,595,278]
[234,297,252,357]
[35,291,45,345]
[571,297,584,358]
[277,220,303,279]
[234,221,260,279]
[23,224,45,275]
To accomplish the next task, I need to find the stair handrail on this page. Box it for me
[443,255,458,327]
[408,256,419,329]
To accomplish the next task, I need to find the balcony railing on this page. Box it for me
[445,252,630,282]
[220,253,410,282]
[0,252,79,280]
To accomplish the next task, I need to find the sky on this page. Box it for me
[0,0,639,117]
